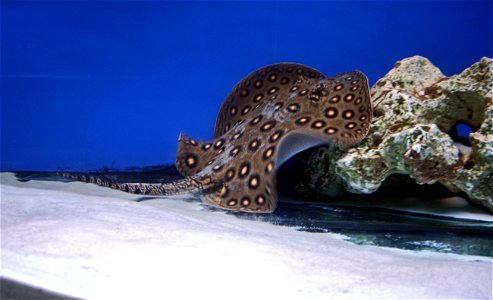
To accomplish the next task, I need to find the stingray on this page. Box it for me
[66,63,372,213]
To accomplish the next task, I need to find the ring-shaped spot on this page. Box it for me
[225,168,235,181]
[255,195,266,205]
[311,120,326,129]
[325,107,338,118]
[325,127,338,135]
[185,154,198,168]
[231,131,243,141]
[254,94,264,103]
[242,105,252,115]
[329,95,340,103]
[250,115,263,126]
[261,120,276,132]
[344,94,355,102]
[214,139,225,149]
[230,146,241,157]
[248,174,260,190]
[269,130,283,143]
[346,122,357,129]
[268,87,279,95]
[227,198,238,206]
[240,89,249,97]
[248,139,261,152]
[265,162,274,174]
[212,164,223,172]
[239,162,251,178]
[343,110,355,119]
[295,116,311,126]
[287,103,300,113]
[241,196,251,207]
[263,146,275,160]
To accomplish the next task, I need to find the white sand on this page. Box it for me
[1,173,491,299]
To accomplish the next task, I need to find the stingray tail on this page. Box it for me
[61,173,203,195]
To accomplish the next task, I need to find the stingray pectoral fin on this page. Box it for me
[214,63,325,137]
[202,164,278,213]
[175,132,217,177]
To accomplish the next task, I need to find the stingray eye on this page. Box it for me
[308,84,329,102]
[308,92,321,102]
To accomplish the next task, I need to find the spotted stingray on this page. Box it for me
[67,63,372,213]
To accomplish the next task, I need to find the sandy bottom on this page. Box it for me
[1,172,491,299]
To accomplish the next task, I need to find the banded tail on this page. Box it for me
[62,173,204,195]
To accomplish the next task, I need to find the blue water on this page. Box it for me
[1,1,492,171]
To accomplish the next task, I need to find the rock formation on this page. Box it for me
[303,56,493,213]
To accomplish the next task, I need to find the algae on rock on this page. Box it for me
[305,56,493,212]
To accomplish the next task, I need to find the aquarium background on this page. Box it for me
[1,1,492,171]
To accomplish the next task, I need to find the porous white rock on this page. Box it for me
[306,56,493,212]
